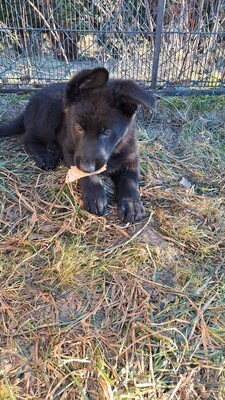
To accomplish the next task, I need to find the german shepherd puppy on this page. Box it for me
[0,68,155,222]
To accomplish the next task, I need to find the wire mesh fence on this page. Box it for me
[0,0,225,93]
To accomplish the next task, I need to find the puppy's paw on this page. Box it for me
[119,198,145,223]
[33,143,62,170]
[83,186,107,216]
[35,151,59,170]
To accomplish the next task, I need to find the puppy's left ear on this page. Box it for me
[112,80,156,116]
[65,67,109,105]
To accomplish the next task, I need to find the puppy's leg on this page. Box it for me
[23,134,62,170]
[112,168,145,223]
[79,175,107,216]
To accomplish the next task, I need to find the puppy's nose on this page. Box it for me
[79,159,96,173]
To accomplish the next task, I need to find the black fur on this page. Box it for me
[0,68,156,222]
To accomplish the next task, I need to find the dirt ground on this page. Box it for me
[0,92,225,399]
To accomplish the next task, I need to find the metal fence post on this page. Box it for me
[151,0,166,89]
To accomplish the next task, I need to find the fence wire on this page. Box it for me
[0,0,225,93]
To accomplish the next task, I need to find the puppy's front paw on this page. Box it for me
[33,143,62,170]
[83,186,107,216]
[119,198,145,223]
[35,151,59,170]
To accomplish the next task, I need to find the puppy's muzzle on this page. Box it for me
[78,159,96,173]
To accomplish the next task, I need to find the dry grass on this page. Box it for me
[0,94,225,399]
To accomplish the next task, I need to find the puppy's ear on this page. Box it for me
[112,80,156,116]
[65,67,109,105]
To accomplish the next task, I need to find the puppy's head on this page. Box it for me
[64,67,156,172]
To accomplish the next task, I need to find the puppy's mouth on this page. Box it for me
[79,161,96,173]
[75,157,107,173]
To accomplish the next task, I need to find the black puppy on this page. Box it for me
[0,68,155,222]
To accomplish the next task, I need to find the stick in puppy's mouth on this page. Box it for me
[65,165,107,183]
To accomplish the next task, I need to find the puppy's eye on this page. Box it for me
[74,123,83,133]
[102,129,113,137]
